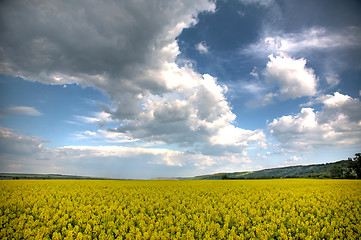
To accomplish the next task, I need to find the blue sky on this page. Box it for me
[0,0,360,179]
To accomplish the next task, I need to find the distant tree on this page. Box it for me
[344,153,361,179]
[354,153,361,179]
[222,175,229,180]
[344,167,356,179]
[330,166,342,178]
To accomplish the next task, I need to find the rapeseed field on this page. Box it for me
[1,179,360,239]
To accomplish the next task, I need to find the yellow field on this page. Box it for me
[0,179,360,240]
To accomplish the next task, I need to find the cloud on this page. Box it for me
[241,26,360,106]
[111,73,265,154]
[280,156,302,167]
[223,79,265,97]
[0,0,215,114]
[265,53,318,99]
[75,111,114,127]
[325,74,340,87]
[0,126,52,173]
[0,126,46,155]
[316,92,361,125]
[242,82,264,94]
[196,42,209,54]
[1,106,42,116]
[250,67,259,79]
[59,145,186,167]
[0,125,257,178]
[54,145,255,178]
[0,0,265,155]
[73,129,138,144]
[203,126,266,155]
[0,125,186,177]
[238,0,274,7]
[268,27,361,53]
[0,0,215,81]
[246,27,361,57]
[246,92,277,107]
[269,92,361,151]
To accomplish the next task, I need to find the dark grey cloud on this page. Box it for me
[0,0,212,87]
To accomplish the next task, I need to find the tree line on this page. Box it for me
[330,153,361,179]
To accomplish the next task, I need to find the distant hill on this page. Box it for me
[184,157,360,180]
[188,171,253,180]
[153,154,360,180]
[0,173,108,180]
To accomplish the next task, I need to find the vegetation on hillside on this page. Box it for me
[188,153,361,180]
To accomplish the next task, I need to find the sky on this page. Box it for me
[0,0,360,179]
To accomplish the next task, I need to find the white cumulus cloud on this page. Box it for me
[265,53,318,99]
[196,42,209,54]
[111,72,265,154]
[269,92,361,151]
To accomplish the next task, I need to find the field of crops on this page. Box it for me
[1,179,360,239]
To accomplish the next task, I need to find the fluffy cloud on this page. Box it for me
[0,0,263,155]
[112,72,265,154]
[317,92,361,126]
[196,42,209,54]
[204,126,265,155]
[243,26,361,106]
[269,92,361,151]
[265,53,317,99]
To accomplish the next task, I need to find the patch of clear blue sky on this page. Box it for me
[176,0,361,131]
[0,74,111,148]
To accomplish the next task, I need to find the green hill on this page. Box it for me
[189,171,253,180]
[186,154,360,180]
